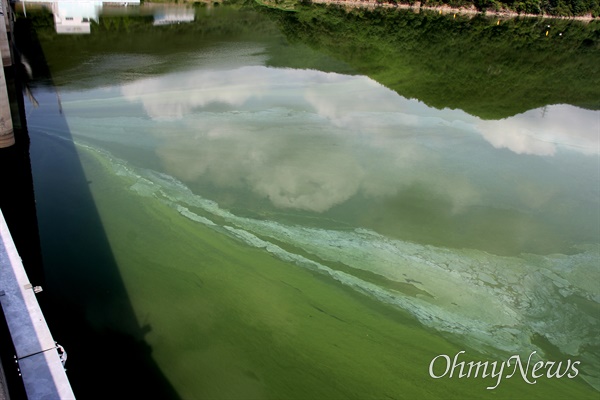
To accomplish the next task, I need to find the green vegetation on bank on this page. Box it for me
[17,2,600,119]
[286,0,600,17]
[16,5,282,88]
[416,0,599,17]
[258,3,600,118]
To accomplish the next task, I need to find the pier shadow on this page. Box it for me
[0,65,44,288]
[12,17,181,400]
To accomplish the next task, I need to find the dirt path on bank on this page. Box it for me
[309,0,596,21]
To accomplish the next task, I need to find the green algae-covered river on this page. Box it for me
[19,3,599,399]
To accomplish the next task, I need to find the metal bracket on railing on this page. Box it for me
[22,283,43,293]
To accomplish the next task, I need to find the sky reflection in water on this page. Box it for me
[102,64,597,227]
[54,42,600,253]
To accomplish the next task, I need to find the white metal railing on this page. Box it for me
[0,209,75,399]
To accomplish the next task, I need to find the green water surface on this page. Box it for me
[21,3,600,399]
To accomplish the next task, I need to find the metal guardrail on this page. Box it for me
[0,208,75,399]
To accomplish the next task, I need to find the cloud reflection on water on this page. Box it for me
[155,120,366,212]
[119,66,599,213]
[477,105,599,156]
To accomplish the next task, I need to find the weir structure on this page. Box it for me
[0,0,75,397]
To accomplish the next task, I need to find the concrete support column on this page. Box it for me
[0,0,13,148]
[0,0,15,148]
[0,52,14,148]
[0,0,11,67]
[0,59,14,148]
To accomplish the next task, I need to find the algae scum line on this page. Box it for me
[81,132,600,380]
[18,4,600,399]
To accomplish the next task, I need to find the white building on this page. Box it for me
[19,0,141,34]
[51,1,102,34]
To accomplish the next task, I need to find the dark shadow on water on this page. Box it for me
[13,18,181,400]
[0,67,44,287]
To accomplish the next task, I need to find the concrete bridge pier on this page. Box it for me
[0,0,14,149]
[0,59,15,147]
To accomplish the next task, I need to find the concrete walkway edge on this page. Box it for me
[0,208,75,399]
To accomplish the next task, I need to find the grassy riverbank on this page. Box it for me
[254,0,600,17]
[19,3,600,120]
[306,0,599,20]
[261,3,600,118]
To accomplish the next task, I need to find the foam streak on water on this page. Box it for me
[71,137,600,389]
